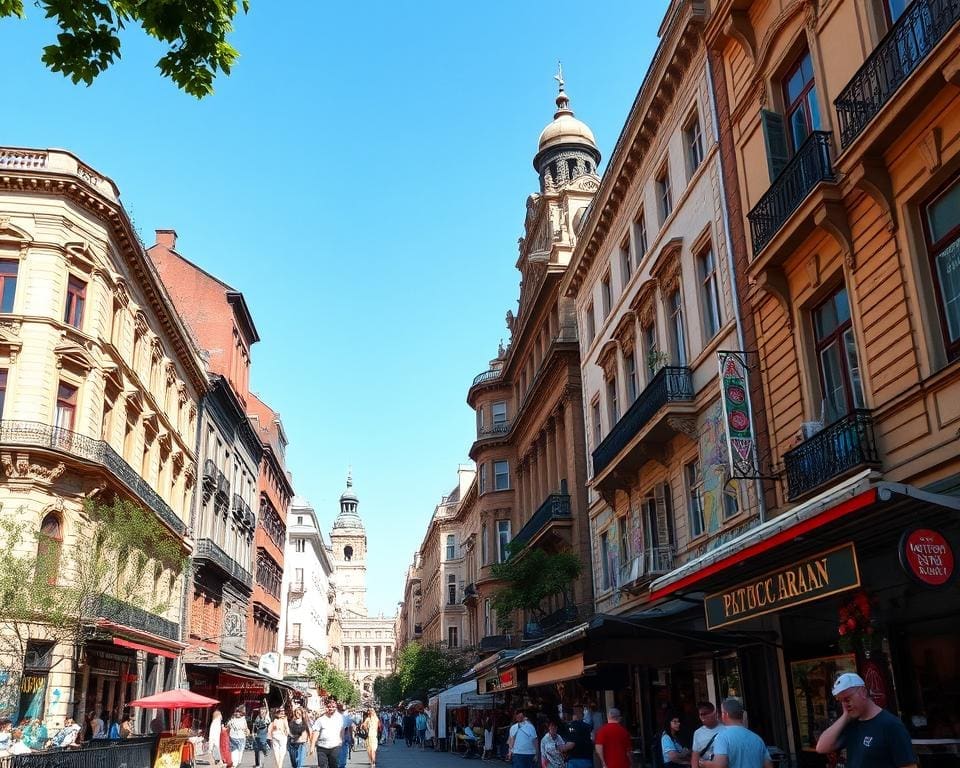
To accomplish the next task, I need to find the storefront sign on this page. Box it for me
[718,351,759,479]
[154,736,186,768]
[477,666,518,694]
[899,527,955,588]
[219,673,269,693]
[704,543,860,629]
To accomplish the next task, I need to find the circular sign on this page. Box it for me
[726,385,746,404]
[899,528,955,588]
[728,410,750,432]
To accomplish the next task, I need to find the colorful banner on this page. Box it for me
[718,351,758,478]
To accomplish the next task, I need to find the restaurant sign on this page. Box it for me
[899,527,955,588]
[704,543,860,629]
[477,666,519,695]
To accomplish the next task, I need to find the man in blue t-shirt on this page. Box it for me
[816,673,917,768]
[698,698,771,768]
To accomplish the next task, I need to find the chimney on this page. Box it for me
[155,229,178,249]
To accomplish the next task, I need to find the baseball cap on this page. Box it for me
[832,673,866,696]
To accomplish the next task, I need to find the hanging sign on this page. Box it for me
[717,351,759,478]
[899,528,955,588]
[704,543,860,629]
[477,666,519,694]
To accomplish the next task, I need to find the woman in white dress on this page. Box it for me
[208,710,224,766]
[227,709,250,767]
[267,710,289,768]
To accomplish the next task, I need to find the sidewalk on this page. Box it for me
[201,740,490,768]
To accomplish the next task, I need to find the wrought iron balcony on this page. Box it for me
[285,634,304,649]
[511,493,571,550]
[748,131,835,256]
[0,420,186,536]
[462,582,478,605]
[478,634,512,652]
[477,420,512,439]
[288,581,305,595]
[592,367,694,478]
[783,409,881,501]
[215,469,230,500]
[618,547,674,590]
[524,604,582,641]
[836,0,960,150]
[88,594,179,642]
[194,538,253,590]
[472,369,501,387]
[232,493,254,528]
[202,459,217,487]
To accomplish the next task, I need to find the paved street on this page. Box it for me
[199,741,483,768]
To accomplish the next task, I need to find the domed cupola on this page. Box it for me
[333,471,364,530]
[533,66,601,194]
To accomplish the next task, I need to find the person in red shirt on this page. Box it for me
[595,709,633,768]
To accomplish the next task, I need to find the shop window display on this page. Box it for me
[789,653,857,752]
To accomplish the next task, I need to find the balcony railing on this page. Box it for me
[835,0,960,149]
[215,470,230,500]
[472,369,501,387]
[233,493,254,528]
[511,493,571,550]
[592,367,694,477]
[748,131,835,256]
[89,594,179,642]
[0,421,185,536]
[477,420,512,439]
[524,604,582,641]
[194,538,253,590]
[285,635,304,648]
[288,581,305,595]
[617,547,674,589]
[783,409,881,501]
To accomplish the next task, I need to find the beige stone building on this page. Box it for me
[0,147,206,726]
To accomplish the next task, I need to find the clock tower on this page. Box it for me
[330,473,367,616]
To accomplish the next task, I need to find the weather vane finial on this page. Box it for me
[554,60,565,92]
[347,466,352,488]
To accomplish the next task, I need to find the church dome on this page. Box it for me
[537,96,598,154]
[532,70,601,193]
[333,472,364,530]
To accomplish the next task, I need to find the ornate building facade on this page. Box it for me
[0,147,206,727]
[330,476,395,704]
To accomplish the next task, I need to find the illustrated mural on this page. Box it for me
[699,401,741,540]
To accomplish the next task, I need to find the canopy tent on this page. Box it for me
[433,680,495,738]
[128,689,220,709]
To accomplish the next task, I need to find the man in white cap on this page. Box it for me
[815,673,916,768]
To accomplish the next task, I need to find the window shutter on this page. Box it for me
[654,483,673,549]
[760,110,790,182]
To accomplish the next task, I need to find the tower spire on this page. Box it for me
[553,60,571,114]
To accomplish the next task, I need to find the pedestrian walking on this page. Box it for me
[252,707,271,768]
[416,709,428,748]
[228,708,250,767]
[561,706,594,768]
[691,702,723,768]
[595,708,632,768]
[338,705,353,768]
[363,708,380,768]
[540,720,566,768]
[209,710,225,766]
[311,697,344,768]
[403,712,415,747]
[816,673,917,768]
[483,720,494,761]
[660,714,691,767]
[507,709,539,768]
[698,698,771,768]
[288,708,310,768]
[268,709,289,768]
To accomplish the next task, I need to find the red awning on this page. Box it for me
[114,637,178,659]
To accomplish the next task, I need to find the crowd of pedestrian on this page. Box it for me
[0,710,141,757]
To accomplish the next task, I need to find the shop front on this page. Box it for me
[185,661,272,724]
[650,476,960,767]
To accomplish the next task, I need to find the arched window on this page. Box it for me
[344,545,353,561]
[36,513,63,585]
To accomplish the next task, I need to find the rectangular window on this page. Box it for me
[447,574,457,605]
[601,274,613,318]
[669,290,687,366]
[924,176,960,360]
[481,522,488,565]
[643,323,659,378]
[813,286,865,422]
[591,399,602,447]
[656,164,673,223]
[606,376,619,426]
[699,247,722,339]
[635,209,648,257]
[294,567,304,586]
[0,260,18,313]
[783,50,821,152]
[493,460,510,491]
[585,302,596,346]
[686,459,705,538]
[291,623,301,642]
[63,276,86,329]
[618,515,630,564]
[294,539,306,553]
[685,111,705,176]
[479,462,488,494]
[55,381,77,431]
[625,352,638,403]
[492,401,507,425]
[620,239,633,286]
[446,534,456,560]
[496,520,511,563]
[476,407,484,432]
[448,625,459,648]
[723,482,740,520]
[599,531,611,591]
[0,369,6,419]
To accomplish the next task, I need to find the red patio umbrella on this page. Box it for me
[128,689,220,709]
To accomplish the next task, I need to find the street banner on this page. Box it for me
[718,351,759,479]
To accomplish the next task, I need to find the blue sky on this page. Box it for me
[2,0,669,617]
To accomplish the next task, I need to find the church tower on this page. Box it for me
[330,473,367,616]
